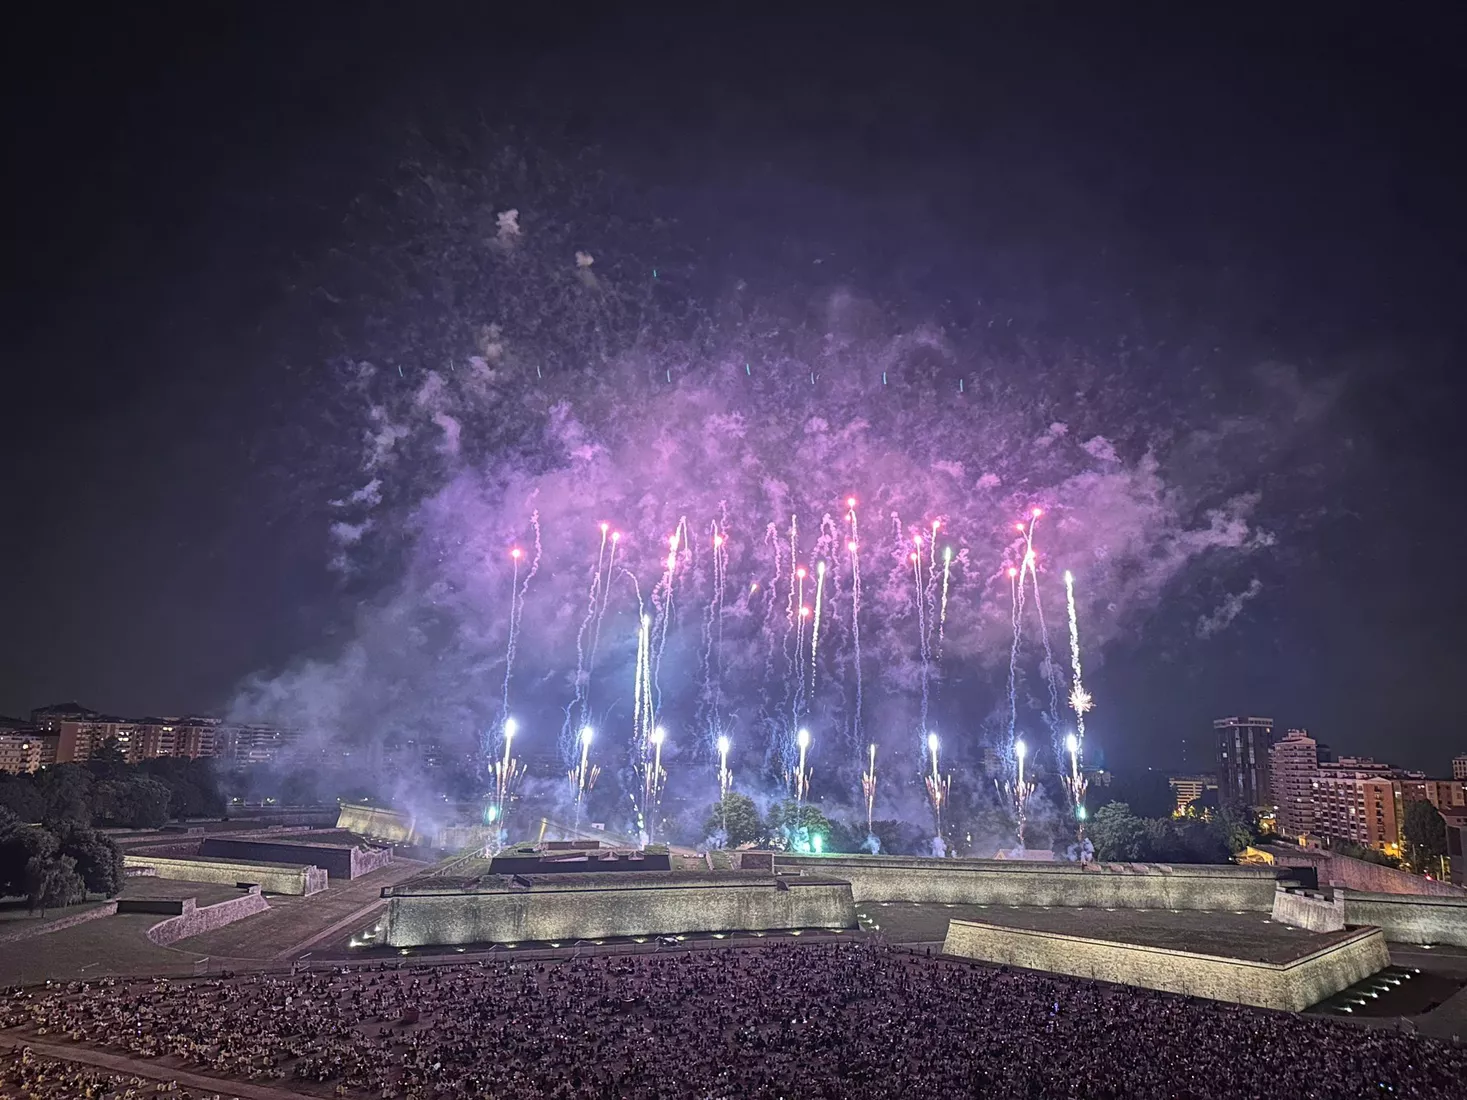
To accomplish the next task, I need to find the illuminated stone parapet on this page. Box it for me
[380,870,856,947]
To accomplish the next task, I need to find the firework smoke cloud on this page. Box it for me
[230,129,1345,826]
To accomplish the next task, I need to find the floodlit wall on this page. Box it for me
[1266,847,1467,898]
[135,887,271,946]
[1341,892,1467,947]
[198,837,390,879]
[336,804,417,845]
[1271,888,1346,932]
[775,855,1282,911]
[942,919,1388,1012]
[124,854,327,896]
[382,875,856,947]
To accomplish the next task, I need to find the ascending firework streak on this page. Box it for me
[925,732,951,842]
[789,727,812,804]
[1008,738,1036,849]
[809,560,827,698]
[568,726,600,825]
[500,513,542,723]
[1007,564,1023,742]
[491,717,525,836]
[717,734,732,798]
[860,742,877,835]
[702,524,729,743]
[642,727,668,841]
[793,563,810,720]
[652,519,688,713]
[938,545,953,656]
[847,498,864,747]
[1018,509,1063,728]
[583,526,619,717]
[911,534,932,735]
[1064,570,1094,826]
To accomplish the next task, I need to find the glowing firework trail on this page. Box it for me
[1064,570,1093,738]
[792,563,810,720]
[847,498,864,743]
[717,734,732,798]
[570,523,610,726]
[925,732,951,841]
[1020,509,1062,728]
[809,559,827,697]
[1008,737,1036,850]
[631,614,651,750]
[791,726,812,804]
[702,522,730,743]
[762,521,784,687]
[1064,570,1093,829]
[500,546,521,720]
[492,717,525,837]
[584,527,620,715]
[938,545,953,656]
[1006,537,1029,743]
[569,726,600,826]
[911,533,932,735]
[642,726,667,841]
[652,517,688,713]
[860,742,877,834]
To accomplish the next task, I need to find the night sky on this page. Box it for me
[3,7,1464,779]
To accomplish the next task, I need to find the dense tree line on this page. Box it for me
[1085,801,1255,864]
[0,739,225,912]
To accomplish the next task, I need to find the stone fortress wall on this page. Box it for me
[198,837,392,880]
[773,854,1285,911]
[381,871,857,947]
[1341,892,1467,947]
[124,854,327,896]
[941,918,1389,1012]
[116,886,272,946]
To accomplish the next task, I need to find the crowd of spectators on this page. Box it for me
[1,942,1463,1099]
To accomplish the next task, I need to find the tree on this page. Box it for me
[1402,800,1448,873]
[0,824,59,898]
[54,823,124,897]
[92,776,171,829]
[704,793,762,848]
[35,765,93,826]
[765,800,833,852]
[25,853,84,912]
[0,776,44,824]
[868,818,930,856]
[86,738,129,780]
[1087,802,1148,861]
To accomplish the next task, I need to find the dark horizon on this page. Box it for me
[3,7,1465,778]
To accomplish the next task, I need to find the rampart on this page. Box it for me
[124,854,327,896]
[942,918,1388,1012]
[119,887,270,946]
[1264,845,1467,898]
[1340,891,1467,947]
[0,902,118,945]
[1272,887,1346,932]
[336,804,417,845]
[198,837,391,879]
[381,871,857,947]
[774,855,1284,911]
